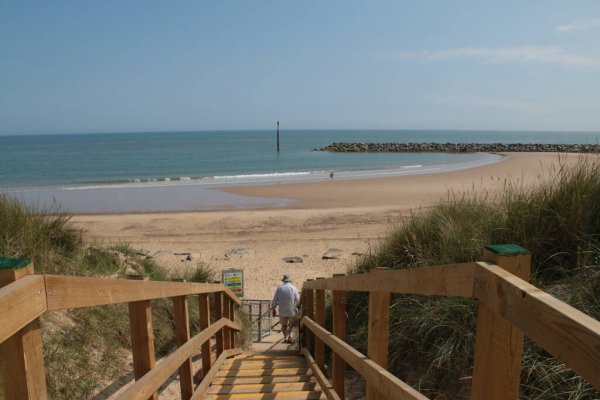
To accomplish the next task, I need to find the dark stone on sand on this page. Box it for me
[225,248,250,257]
[322,248,345,259]
[283,256,303,263]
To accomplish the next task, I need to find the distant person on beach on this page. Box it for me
[330,171,334,179]
[271,275,300,343]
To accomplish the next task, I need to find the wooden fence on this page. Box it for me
[0,259,242,400]
[300,245,600,400]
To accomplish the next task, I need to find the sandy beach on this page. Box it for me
[72,152,589,300]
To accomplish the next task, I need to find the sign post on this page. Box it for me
[222,268,244,297]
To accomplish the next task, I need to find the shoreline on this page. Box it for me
[3,152,503,214]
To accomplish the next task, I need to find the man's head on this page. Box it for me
[281,275,290,283]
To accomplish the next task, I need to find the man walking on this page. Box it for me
[271,275,300,343]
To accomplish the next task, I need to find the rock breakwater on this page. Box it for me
[318,143,600,153]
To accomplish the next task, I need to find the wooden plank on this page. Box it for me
[302,347,342,400]
[0,275,47,344]
[199,293,213,378]
[230,299,236,348]
[315,282,326,371]
[332,273,346,399]
[191,348,243,400]
[302,263,476,297]
[204,391,324,400]
[303,285,314,353]
[474,261,600,391]
[118,319,240,400]
[223,297,232,350]
[215,367,310,377]
[0,263,48,400]
[173,295,193,400]
[366,268,391,400]
[44,274,241,310]
[471,249,530,400]
[215,292,225,356]
[208,381,318,394]
[211,376,315,385]
[220,361,307,369]
[128,297,157,400]
[302,317,428,400]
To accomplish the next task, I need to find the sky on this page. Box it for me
[1,1,599,134]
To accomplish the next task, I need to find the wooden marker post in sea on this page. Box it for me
[276,121,280,152]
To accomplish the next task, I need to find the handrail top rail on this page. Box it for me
[43,274,242,310]
[301,262,477,297]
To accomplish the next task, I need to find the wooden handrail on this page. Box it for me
[301,262,476,297]
[0,265,243,400]
[0,275,47,343]
[117,318,241,400]
[301,317,429,400]
[300,247,600,398]
[474,261,600,390]
[44,274,241,310]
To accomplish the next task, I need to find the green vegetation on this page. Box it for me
[0,194,248,399]
[346,157,600,399]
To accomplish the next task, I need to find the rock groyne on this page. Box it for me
[317,143,600,153]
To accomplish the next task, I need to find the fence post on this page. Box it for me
[315,277,326,370]
[0,259,47,400]
[127,274,157,400]
[332,273,347,399]
[198,293,212,379]
[471,244,531,400]
[222,296,231,350]
[229,299,236,348]
[173,295,193,399]
[366,268,391,400]
[303,280,314,352]
[214,291,225,356]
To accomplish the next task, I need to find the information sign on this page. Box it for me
[222,268,244,297]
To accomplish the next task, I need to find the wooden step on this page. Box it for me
[232,355,304,361]
[212,375,314,385]
[208,381,318,394]
[222,361,307,369]
[216,368,310,377]
[204,390,325,399]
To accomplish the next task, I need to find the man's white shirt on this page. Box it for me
[271,282,300,317]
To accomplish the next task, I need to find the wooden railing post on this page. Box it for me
[214,291,225,356]
[366,268,391,400]
[332,273,347,399]
[0,259,48,400]
[222,296,231,350]
[471,244,531,400]
[303,280,314,352]
[198,293,212,379]
[173,295,193,399]
[229,299,236,348]
[315,277,326,370]
[127,274,157,400]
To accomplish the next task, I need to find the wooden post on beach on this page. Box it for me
[276,121,280,152]
[332,273,347,399]
[0,259,48,400]
[471,245,530,400]
[366,268,391,400]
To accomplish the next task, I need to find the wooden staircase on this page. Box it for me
[205,353,327,399]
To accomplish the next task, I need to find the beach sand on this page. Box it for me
[72,152,588,300]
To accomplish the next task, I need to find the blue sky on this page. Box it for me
[1,1,599,134]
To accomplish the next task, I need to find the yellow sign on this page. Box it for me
[222,269,244,297]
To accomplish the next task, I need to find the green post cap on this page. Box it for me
[0,258,32,270]
[485,244,528,256]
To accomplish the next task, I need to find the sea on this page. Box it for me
[0,129,598,213]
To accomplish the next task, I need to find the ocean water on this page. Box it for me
[1,129,598,189]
